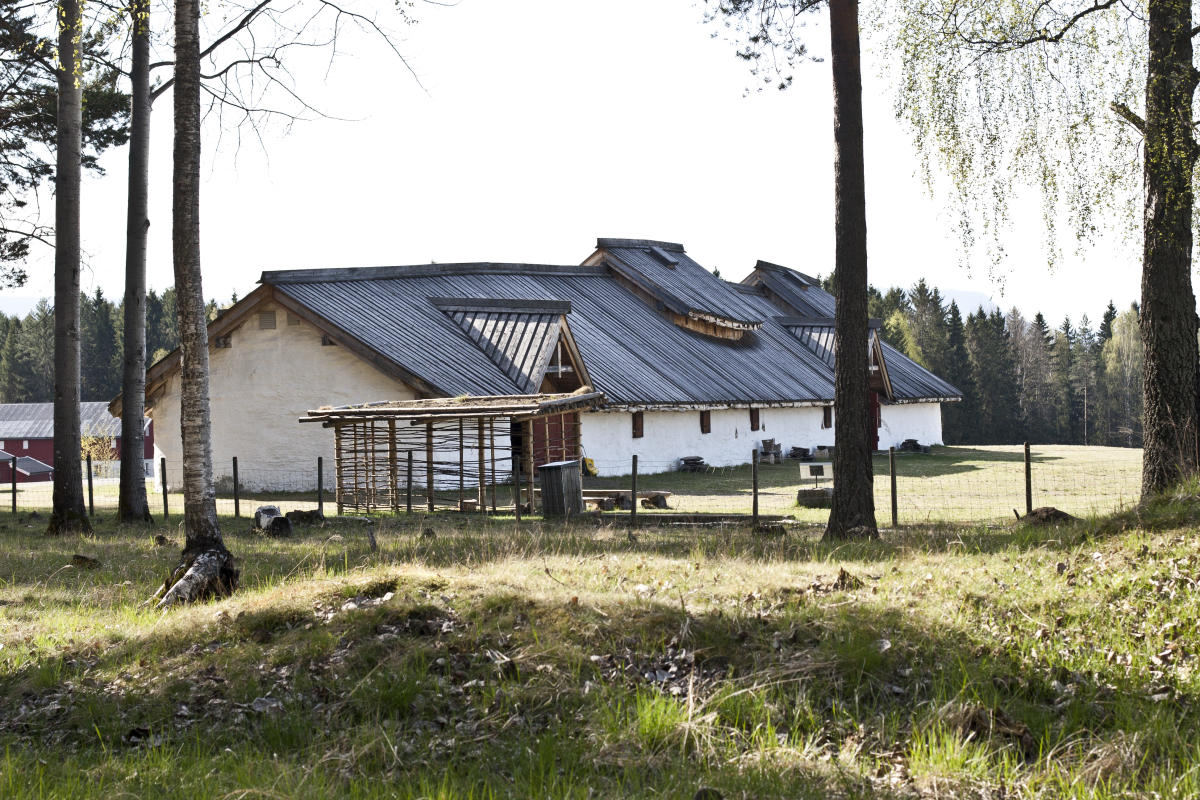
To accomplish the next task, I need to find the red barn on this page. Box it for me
[0,402,154,483]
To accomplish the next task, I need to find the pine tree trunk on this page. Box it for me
[118,0,152,524]
[824,0,877,541]
[1140,0,1198,497]
[47,0,91,537]
[156,0,237,608]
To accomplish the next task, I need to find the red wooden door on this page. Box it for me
[531,412,580,467]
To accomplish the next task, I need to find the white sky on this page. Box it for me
[2,0,1143,325]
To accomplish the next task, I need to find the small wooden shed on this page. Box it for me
[301,390,605,514]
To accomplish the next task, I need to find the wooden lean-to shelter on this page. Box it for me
[302,390,605,514]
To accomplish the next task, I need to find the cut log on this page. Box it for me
[253,505,292,537]
[154,547,238,609]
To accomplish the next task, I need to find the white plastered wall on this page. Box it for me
[580,406,833,476]
[878,402,944,449]
[150,301,416,490]
[581,401,946,476]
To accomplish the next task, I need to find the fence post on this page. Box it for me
[405,450,413,514]
[85,453,94,517]
[317,456,324,517]
[1024,441,1032,516]
[10,455,15,514]
[513,453,522,523]
[630,454,638,524]
[752,449,759,526]
[889,447,898,528]
[160,457,168,522]
[232,456,240,517]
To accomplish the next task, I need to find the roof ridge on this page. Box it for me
[261,263,604,285]
[596,238,685,252]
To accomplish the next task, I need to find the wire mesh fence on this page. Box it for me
[584,445,1143,525]
[5,445,1143,526]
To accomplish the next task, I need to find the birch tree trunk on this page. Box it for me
[118,0,152,524]
[1140,0,1198,497]
[156,0,237,607]
[824,0,877,540]
[47,0,91,537]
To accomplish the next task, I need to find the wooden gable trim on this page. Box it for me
[871,330,895,402]
[555,315,593,389]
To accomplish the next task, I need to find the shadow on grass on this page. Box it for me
[0,556,1192,798]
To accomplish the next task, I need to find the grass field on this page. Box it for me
[587,445,1144,524]
[3,471,1200,798]
[13,446,1143,527]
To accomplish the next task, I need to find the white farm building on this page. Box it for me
[119,238,960,490]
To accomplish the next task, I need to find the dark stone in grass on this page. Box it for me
[1022,507,1078,526]
[286,509,324,526]
[694,789,723,800]
[422,528,436,539]
[153,534,170,547]
[71,554,100,569]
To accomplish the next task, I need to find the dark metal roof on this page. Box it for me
[252,246,960,408]
[738,263,962,403]
[0,450,54,475]
[264,263,838,407]
[745,261,837,318]
[595,240,766,328]
[0,402,123,440]
[877,341,962,402]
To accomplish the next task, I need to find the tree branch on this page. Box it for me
[1109,100,1145,133]
[953,0,1120,52]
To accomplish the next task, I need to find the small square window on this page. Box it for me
[214,334,232,349]
[821,406,832,429]
[700,410,711,435]
[286,312,301,326]
[749,408,760,432]
[632,411,644,439]
[258,311,277,330]
[21,440,28,450]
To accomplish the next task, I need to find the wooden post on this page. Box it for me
[426,421,434,512]
[489,419,498,512]
[477,418,487,509]
[889,447,898,528]
[9,455,14,513]
[317,456,324,517]
[513,451,522,523]
[458,419,465,510]
[231,456,240,517]
[160,456,168,521]
[388,419,398,513]
[630,454,638,524]
[523,419,535,512]
[1024,441,1032,516]
[334,427,344,516]
[86,453,94,517]
[406,450,414,514]
[751,449,759,526]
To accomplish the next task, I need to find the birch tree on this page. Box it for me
[153,0,238,607]
[882,0,1199,498]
